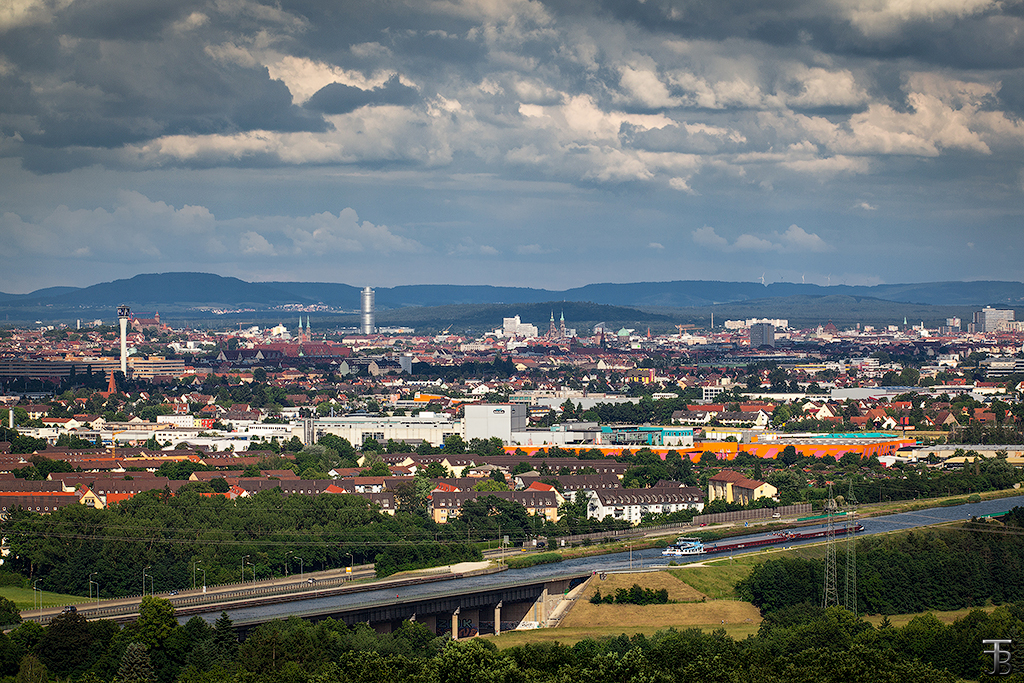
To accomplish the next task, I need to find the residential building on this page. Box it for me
[707,470,778,505]
[584,486,704,525]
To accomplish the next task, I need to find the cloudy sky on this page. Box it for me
[1,0,1022,294]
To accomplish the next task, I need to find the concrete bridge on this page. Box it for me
[213,571,593,639]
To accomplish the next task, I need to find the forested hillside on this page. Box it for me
[737,508,1024,615]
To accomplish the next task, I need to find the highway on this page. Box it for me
[23,492,1024,626]
[178,493,1024,626]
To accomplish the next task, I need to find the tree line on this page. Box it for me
[737,508,1024,618]
[6,597,1022,682]
[0,487,486,596]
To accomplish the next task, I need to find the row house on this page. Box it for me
[0,479,64,493]
[519,473,622,497]
[585,486,705,525]
[0,492,80,514]
[429,490,561,524]
[476,455,629,477]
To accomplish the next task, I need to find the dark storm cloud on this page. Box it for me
[57,0,204,40]
[997,73,1024,117]
[1,0,1023,292]
[0,74,37,116]
[305,75,420,115]
[540,0,805,41]
[0,7,328,163]
[619,120,749,154]
[538,0,1022,71]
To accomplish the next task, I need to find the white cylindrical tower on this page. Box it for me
[117,305,131,375]
[360,287,375,335]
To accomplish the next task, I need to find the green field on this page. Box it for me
[667,542,830,599]
[0,586,88,611]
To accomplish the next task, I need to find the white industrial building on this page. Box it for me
[311,414,462,448]
[464,403,528,443]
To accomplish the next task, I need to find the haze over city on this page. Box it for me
[0,0,1022,294]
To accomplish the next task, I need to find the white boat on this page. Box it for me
[662,537,706,556]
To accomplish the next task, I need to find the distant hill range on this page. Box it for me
[2,272,1024,309]
[1,272,1022,328]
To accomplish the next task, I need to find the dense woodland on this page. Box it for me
[738,508,1024,616]
[2,594,1024,682]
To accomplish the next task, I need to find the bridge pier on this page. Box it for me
[494,601,502,636]
[451,607,460,641]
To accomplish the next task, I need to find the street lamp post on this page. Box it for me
[242,555,250,584]
[89,572,97,602]
[32,579,41,611]
[198,568,206,593]
[142,566,150,597]
[193,560,202,591]
[294,556,304,579]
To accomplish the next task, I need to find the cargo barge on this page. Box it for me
[663,523,864,557]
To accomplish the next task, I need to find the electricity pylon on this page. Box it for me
[823,483,839,609]
[845,479,858,615]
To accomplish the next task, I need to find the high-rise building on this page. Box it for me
[973,307,1014,333]
[501,315,538,338]
[749,322,775,348]
[360,287,375,335]
[117,305,131,375]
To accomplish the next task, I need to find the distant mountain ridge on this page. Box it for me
[2,272,1024,310]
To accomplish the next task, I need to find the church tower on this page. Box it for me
[559,311,566,338]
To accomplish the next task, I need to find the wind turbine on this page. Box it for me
[760,272,766,286]
[802,273,805,284]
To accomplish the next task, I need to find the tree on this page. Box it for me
[318,434,358,467]
[37,610,92,675]
[473,480,508,492]
[780,445,799,466]
[772,405,792,427]
[213,612,238,663]
[117,643,156,683]
[511,461,533,475]
[0,597,20,626]
[366,461,391,477]
[136,596,177,650]
[443,434,467,454]
[395,476,433,514]
[16,655,47,683]
[838,452,862,468]
[699,451,719,467]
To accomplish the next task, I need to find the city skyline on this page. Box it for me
[1,0,1022,293]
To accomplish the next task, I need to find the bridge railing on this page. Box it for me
[27,574,358,626]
